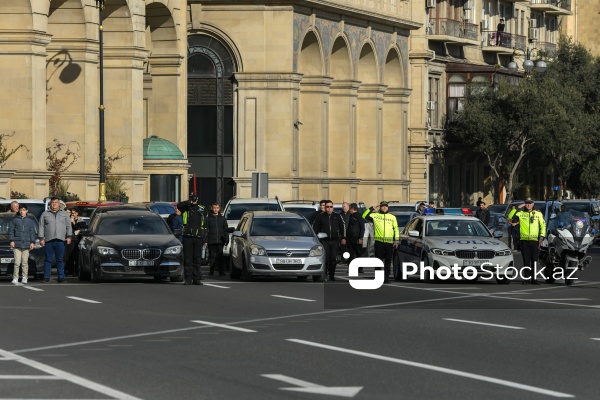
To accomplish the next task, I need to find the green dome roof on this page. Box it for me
[143,136,184,160]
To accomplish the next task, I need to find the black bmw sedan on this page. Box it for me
[77,209,183,283]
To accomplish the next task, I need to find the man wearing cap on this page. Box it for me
[363,201,399,284]
[177,194,207,285]
[512,199,546,284]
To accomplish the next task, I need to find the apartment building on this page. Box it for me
[410,0,573,205]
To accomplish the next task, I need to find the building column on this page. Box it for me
[383,87,412,201]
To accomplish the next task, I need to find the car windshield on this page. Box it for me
[150,204,175,215]
[486,204,506,214]
[388,205,414,213]
[284,207,315,221]
[0,215,38,239]
[250,217,313,237]
[70,206,98,218]
[563,203,589,213]
[96,216,171,235]
[225,203,281,220]
[426,220,491,237]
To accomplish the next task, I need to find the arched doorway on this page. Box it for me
[187,34,235,208]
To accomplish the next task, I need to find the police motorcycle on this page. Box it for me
[541,209,595,286]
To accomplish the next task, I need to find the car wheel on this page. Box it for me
[90,256,102,284]
[170,270,184,282]
[229,257,241,279]
[312,275,324,282]
[77,252,90,281]
[241,259,253,282]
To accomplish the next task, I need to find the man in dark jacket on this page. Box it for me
[177,194,207,285]
[475,202,490,226]
[204,202,229,276]
[346,203,365,264]
[313,200,346,281]
[310,199,327,227]
[9,204,37,284]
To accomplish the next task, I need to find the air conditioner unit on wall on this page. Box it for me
[480,20,489,30]
[464,0,473,10]
[529,27,539,40]
[426,0,436,9]
[529,19,537,28]
[427,101,435,111]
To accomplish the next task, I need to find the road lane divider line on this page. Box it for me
[22,286,43,292]
[0,374,61,379]
[0,348,143,400]
[203,283,230,289]
[591,338,600,341]
[190,320,256,333]
[286,339,574,398]
[271,295,316,302]
[443,318,525,330]
[530,298,590,301]
[67,296,101,304]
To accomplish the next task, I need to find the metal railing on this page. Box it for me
[537,41,557,56]
[481,31,526,50]
[530,0,572,12]
[428,18,478,41]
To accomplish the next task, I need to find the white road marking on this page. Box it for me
[428,287,481,290]
[67,296,101,304]
[0,374,61,379]
[0,348,143,399]
[531,298,590,301]
[190,320,256,333]
[262,374,363,398]
[443,318,525,330]
[203,283,230,288]
[271,295,316,302]
[22,285,43,292]
[287,339,574,398]
[591,338,600,341]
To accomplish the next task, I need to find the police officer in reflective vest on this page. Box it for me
[177,194,207,285]
[363,201,399,284]
[512,199,546,285]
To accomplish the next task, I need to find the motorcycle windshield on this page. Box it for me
[566,210,591,238]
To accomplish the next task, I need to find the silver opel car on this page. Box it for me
[229,211,326,282]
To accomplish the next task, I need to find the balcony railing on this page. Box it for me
[530,0,572,12]
[537,41,557,56]
[481,31,526,50]
[428,18,478,41]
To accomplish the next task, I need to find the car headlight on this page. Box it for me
[430,248,456,256]
[250,245,267,256]
[495,249,512,256]
[164,245,182,255]
[97,246,117,256]
[309,245,324,257]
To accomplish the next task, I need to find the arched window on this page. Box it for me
[447,74,467,122]
[187,35,235,208]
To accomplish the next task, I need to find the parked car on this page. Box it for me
[222,197,285,258]
[486,204,508,215]
[394,215,514,283]
[0,198,66,220]
[433,207,473,216]
[86,204,151,224]
[391,211,419,231]
[229,211,325,281]
[77,209,184,283]
[65,201,124,223]
[281,200,320,221]
[0,212,45,280]
[133,202,176,221]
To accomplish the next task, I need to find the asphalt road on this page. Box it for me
[2,248,600,400]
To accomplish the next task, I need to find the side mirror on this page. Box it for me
[232,230,243,237]
[493,230,504,238]
[79,229,92,237]
[317,232,328,239]
[408,230,419,237]
[76,221,88,229]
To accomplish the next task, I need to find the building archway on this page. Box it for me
[187,34,236,208]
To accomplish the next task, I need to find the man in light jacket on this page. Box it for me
[38,197,72,283]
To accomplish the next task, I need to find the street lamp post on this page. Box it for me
[96,0,106,201]
[507,48,547,75]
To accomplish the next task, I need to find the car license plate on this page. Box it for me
[1,258,14,264]
[129,260,155,267]
[274,258,302,264]
[463,260,490,266]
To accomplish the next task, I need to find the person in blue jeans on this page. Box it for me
[38,197,72,283]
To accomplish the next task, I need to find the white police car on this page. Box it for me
[394,215,515,283]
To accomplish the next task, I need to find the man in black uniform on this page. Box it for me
[177,194,207,285]
[313,200,346,281]
[310,200,327,227]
